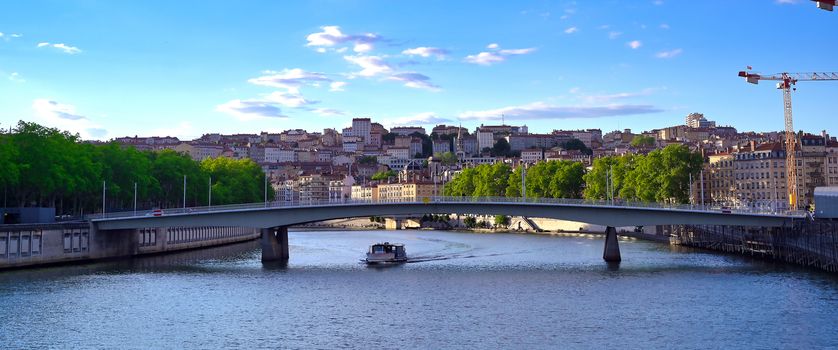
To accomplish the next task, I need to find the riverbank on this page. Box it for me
[0,222,259,270]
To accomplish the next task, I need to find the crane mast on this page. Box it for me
[779,76,798,209]
[739,70,838,209]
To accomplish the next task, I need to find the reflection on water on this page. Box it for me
[1,230,837,349]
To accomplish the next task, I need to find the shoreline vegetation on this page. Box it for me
[0,121,272,216]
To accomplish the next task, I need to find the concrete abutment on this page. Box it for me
[261,226,289,262]
[603,226,621,262]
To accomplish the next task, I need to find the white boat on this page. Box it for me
[365,242,407,264]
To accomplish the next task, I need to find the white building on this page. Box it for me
[386,147,411,160]
[352,118,372,145]
[477,130,494,152]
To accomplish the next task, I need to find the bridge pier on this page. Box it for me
[603,226,621,262]
[261,226,289,261]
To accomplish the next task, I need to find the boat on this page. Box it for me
[365,242,408,264]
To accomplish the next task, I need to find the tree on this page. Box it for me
[583,145,701,204]
[548,161,585,199]
[357,155,378,165]
[491,138,512,157]
[371,169,397,181]
[435,152,458,166]
[631,135,656,148]
[494,214,510,228]
[464,216,477,228]
[562,139,592,155]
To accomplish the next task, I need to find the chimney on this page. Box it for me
[749,140,755,151]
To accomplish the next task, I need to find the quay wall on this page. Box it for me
[665,221,838,273]
[0,223,259,269]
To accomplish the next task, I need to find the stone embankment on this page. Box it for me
[0,222,259,269]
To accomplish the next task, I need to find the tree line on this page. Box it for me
[0,121,273,216]
[443,144,702,204]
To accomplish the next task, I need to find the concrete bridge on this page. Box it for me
[89,197,804,263]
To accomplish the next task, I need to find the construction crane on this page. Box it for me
[813,0,836,11]
[738,70,838,209]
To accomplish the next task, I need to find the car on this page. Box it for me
[144,209,164,217]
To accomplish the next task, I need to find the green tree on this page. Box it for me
[630,135,656,148]
[494,214,510,228]
[435,151,458,166]
[371,169,397,181]
[562,139,592,155]
[491,138,512,157]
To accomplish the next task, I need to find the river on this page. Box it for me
[1,229,837,349]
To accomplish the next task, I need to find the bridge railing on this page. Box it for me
[87,196,805,221]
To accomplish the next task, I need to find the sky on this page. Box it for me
[1,0,837,140]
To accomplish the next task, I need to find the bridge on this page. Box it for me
[88,197,804,263]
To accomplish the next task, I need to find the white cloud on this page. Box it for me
[655,48,683,58]
[458,101,663,121]
[388,72,440,91]
[8,72,24,83]
[312,108,346,116]
[564,27,579,34]
[627,40,642,49]
[579,88,659,104]
[216,99,287,121]
[499,48,536,55]
[354,42,373,53]
[608,31,622,39]
[465,44,536,66]
[384,112,452,127]
[464,52,505,66]
[487,43,499,49]
[32,99,107,139]
[660,23,670,29]
[402,46,449,60]
[151,121,194,140]
[775,0,801,3]
[329,81,347,92]
[265,91,318,108]
[247,68,331,92]
[33,99,86,120]
[11,33,21,38]
[36,42,82,54]
[306,25,382,53]
[343,55,392,77]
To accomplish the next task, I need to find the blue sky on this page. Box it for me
[1,0,837,140]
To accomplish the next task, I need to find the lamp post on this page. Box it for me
[208,176,212,209]
[133,182,137,216]
[102,180,106,216]
[183,175,187,208]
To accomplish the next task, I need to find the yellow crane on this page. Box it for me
[738,70,838,209]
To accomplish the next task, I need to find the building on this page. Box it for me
[706,153,735,206]
[385,147,411,160]
[432,139,451,154]
[686,113,716,129]
[521,149,543,163]
[507,134,558,151]
[733,142,788,210]
[174,143,223,161]
[390,126,425,136]
[377,182,436,202]
[826,140,838,186]
[352,118,372,145]
[477,130,494,152]
[432,125,467,136]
